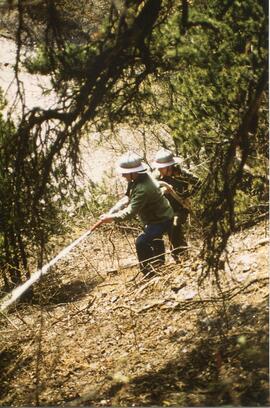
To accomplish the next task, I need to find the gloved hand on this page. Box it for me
[99,213,114,223]
[159,180,173,193]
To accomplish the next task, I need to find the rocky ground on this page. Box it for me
[0,220,269,407]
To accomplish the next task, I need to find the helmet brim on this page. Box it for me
[153,159,176,169]
[117,163,148,174]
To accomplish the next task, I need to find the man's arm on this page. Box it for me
[100,185,146,222]
[181,169,201,195]
[158,180,190,210]
[108,196,129,214]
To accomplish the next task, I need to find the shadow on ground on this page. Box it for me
[77,299,269,407]
[31,275,102,306]
[6,265,102,307]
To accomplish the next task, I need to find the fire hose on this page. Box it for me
[0,219,104,312]
[158,180,191,210]
[0,184,197,312]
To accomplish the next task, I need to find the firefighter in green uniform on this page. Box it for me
[153,148,200,263]
[100,152,174,277]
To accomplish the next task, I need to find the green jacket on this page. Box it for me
[111,173,173,225]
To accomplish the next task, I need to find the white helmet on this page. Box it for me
[153,148,176,168]
[117,151,147,174]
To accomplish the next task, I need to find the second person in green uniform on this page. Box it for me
[153,148,200,263]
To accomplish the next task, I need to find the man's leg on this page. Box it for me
[152,236,165,266]
[169,216,187,262]
[136,219,172,276]
[136,232,154,276]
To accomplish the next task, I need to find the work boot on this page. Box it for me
[172,255,180,264]
[151,259,164,271]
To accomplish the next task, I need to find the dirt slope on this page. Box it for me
[0,221,269,407]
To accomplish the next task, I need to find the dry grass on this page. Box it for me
[0,221,268,406]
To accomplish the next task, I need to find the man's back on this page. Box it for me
[113,173,173,224]
[129,173,174,224]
